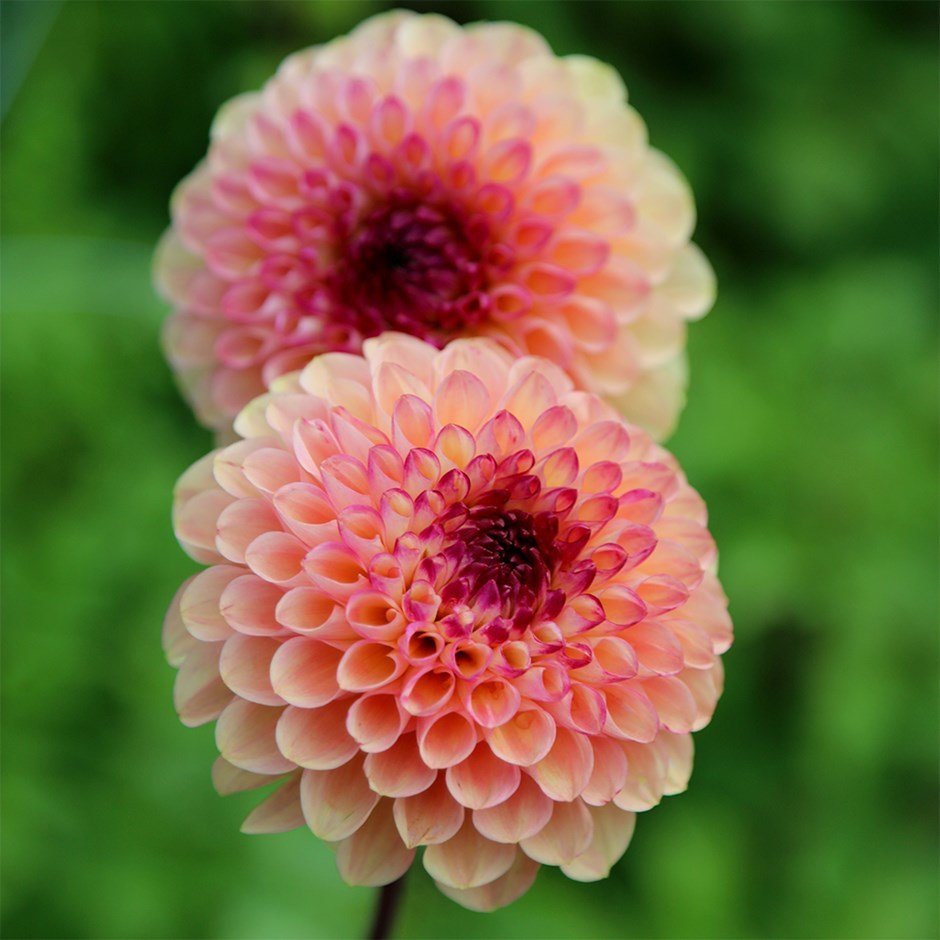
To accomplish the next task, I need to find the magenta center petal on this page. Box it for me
[308,194,491,343]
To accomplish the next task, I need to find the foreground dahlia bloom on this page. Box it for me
[155,10,714,438]
[165,334,731,910]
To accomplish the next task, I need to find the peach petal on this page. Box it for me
[485,707,556,767]
[630,621,685,676]
[216,498,281,563]
[501,370,557,427]
[604,685,659,742]
[432,369,492,432]
[211,755,286,795]
[561,803,636,881]
[272,482,339,544]
[393,775,465,848]
[435,850,539,913]
[659,730,695,795]
[335,799,416,887]
[269,636,342,707]
[302,541,368,600]
[581,736,629,806]
[275,700,357,770]
[529,727,593,801]
[445,742,521,810]
[423,819,516,889]
[244,531,308,585]
[220,573,284,635]
[345,590,405,641]
[417,711,478,769]
[163,579,198,667]
[401,666,455,717]
[364,733,437,798]
[470,772,554,844]
[300,756,379,841]
[346,693,407,753]
[174,642,231,727]
[179,566,242,642]
[241,773,305,834]
[275,588,352,640]
[614,740,667,812]
[337,641,404,693]
[219,634,283,705]
[520,797,593,866]
[175,488,233,564]
[461,677,521,728]
[643,675,697,733]
[215,699,293,773]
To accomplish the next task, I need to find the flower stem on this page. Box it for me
[368,875,406,940]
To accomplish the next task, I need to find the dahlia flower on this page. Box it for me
[155,10,714,439]
[165,334,731,910]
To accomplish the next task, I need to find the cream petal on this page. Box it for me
[520,798,593,866]
[561,803,636,881]
[269,636,342,707]
[471,774,553,844]
[393,775,465,848]
[241,773,305,834]
[445,743,521,810]
[300,756,379,841]
[335,799,415,887]
[174,642,231,727]
[435,850,539,913]
[528,727,593,801]
[215,699,293,774]
[275,700,358,770]
[364,733,437,798]
[244,531,308,585]
[423,819,515,889]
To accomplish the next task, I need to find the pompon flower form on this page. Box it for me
[165,334,732,910]
[155,10,714,438]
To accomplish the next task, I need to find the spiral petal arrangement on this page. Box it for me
[165,335,732,909]
[155,10,714,438]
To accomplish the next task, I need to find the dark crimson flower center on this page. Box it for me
[323,198,490,341]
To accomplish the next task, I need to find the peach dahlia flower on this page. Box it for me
[164,334,731,910]
[155,10,714,439]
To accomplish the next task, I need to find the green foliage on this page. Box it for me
[2,2,936,938]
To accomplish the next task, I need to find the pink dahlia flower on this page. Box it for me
[165,334,732,910]
[155,10,714,439]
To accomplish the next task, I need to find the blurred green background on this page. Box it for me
[2,2,937,938]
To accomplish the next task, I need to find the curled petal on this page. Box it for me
[520,798,593,866]
[241,773,305,834]
[435,850,539,912]
[560,803,636,881]
[445,742,521,810]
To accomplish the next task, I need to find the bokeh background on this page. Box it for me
[2,2,937,938]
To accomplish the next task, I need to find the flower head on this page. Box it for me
[155,10,714,438]
[166,334,732,909]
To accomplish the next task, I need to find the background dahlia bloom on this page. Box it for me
[165,334,732,910]
[155,10,714,439]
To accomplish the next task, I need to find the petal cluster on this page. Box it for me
[155,10,714,438]
[165,335,732,909]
